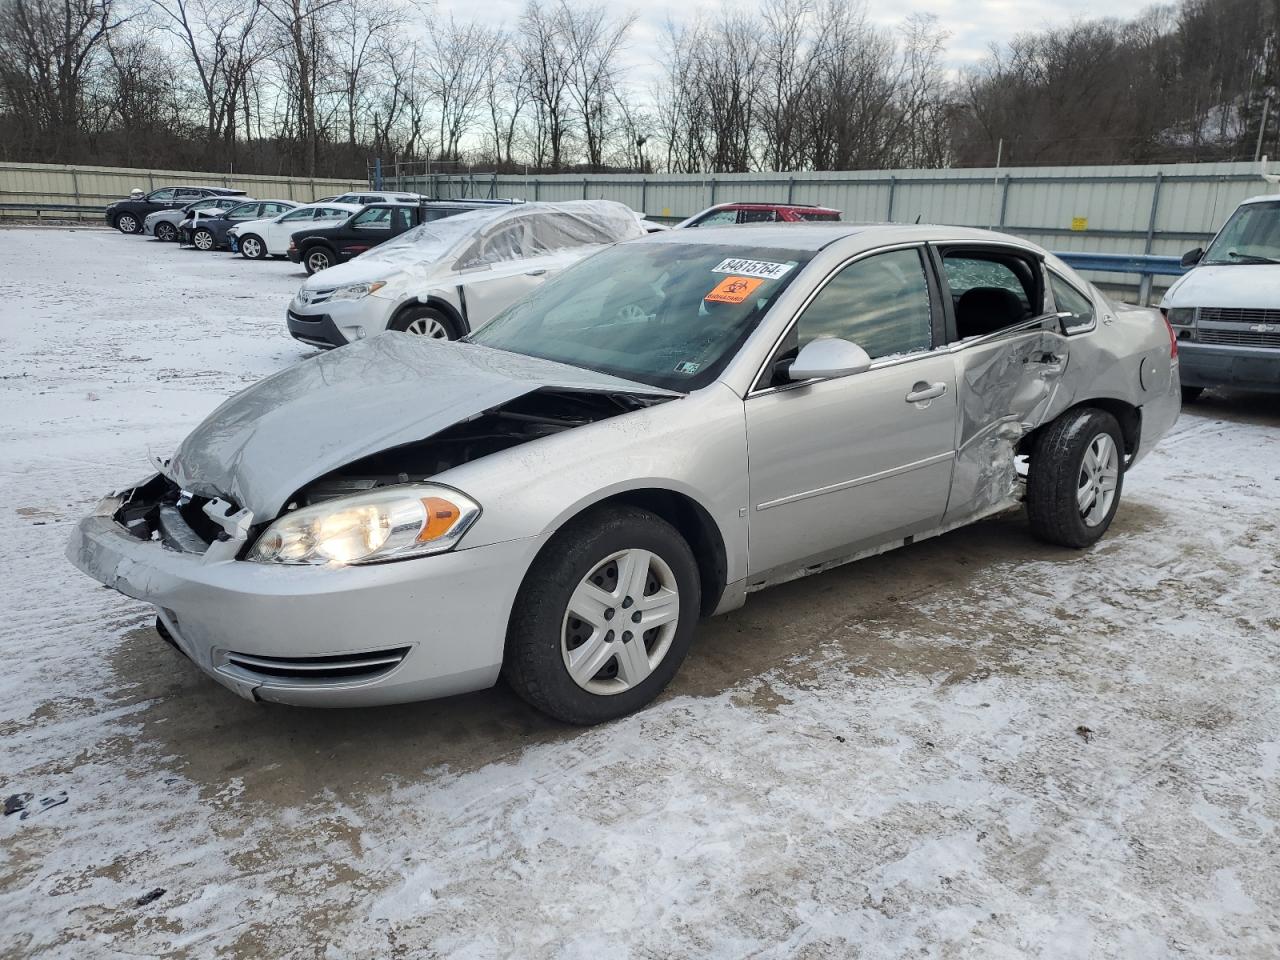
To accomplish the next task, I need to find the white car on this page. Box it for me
[226,202,363,259]
[331,190,427,205]
[285,200,645,348]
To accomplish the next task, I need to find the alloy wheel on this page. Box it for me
[156,222,176,242]
[193,230,213,251]
[117,214,138,233]
[1078,433,1119,527]
[241,236,262,258]
[560,548,680,696]
[306,250,331,273]
[404,317,448,338]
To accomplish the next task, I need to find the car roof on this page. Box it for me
[639,222,1042,253]
[713,201,841,212]
[1238,194,1280,206]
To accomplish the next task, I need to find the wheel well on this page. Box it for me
[531,489,729,617]
[1022,398,1142,460]
[393,297,466,335]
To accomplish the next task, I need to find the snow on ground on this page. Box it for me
[1,227,1279,959]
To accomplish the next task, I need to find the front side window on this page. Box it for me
[739,209,777,223]
[280,208,314,222]
[352,208,392,229]
[692,209,739,227]
[1050,272,1096,333]
[794,248,933,359]
[147,189,175,201]
[1203,201,1280,264]
[262,202,291,215]
[470,242,812,391]
[227,203,261,220]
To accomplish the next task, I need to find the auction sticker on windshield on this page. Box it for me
[711,258,795,280]
[706,276,764,304]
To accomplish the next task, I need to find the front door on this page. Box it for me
[746,247,958,576]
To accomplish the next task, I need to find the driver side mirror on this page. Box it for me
[1180,247,1203,268]
[786,337,873,382]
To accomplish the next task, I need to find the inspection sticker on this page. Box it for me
[705,276,764,304]
[711,258,794,280]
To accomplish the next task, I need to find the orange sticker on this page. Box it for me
[705,276,764,304]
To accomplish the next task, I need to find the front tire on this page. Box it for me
[503,505,701,725]
[389,306,459,339]
[1181,386,1204,403]
[115,213,140,234]
[239,234,267,259]
[192,229,215,251]
[303,246,334,274]
[154,221,177,242]
[1026,407,1125,548]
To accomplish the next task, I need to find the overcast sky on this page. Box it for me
[439,0,1160,80]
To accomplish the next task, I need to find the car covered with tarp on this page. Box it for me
[285,199,647,347]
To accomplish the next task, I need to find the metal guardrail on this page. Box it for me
[0,201,105,223]
[1052,251,1189,305]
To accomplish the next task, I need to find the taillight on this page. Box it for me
[1163,314,1178,359]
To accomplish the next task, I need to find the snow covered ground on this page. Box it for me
[1,227,1278,959]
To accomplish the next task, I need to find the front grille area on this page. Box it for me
[221,647,411,683]
[287,309,321,324]
[1197,328,1280,349]
[1198,307,1280,324]
[115,474,228,551]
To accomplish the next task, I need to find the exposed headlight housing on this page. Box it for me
[330,281,387,301]
[247,484,480,565]
[1167,307,1195,325]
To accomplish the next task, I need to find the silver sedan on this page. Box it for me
[68,224,1181,724]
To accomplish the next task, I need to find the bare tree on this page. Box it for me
[559,0,635,171]
[517,0,575,170]
[426,16,502,159]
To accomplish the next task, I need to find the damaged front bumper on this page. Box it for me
[66,483,537,707]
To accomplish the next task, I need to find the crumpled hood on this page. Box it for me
[165,335,674,519]
[1162,263,1280,309]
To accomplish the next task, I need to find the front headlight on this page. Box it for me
[330,281,386,301]
[1167,307,1195,325]
[248,484,480,565]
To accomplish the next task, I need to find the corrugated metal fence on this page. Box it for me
[0,161,366,218]
[399,161,1279,293]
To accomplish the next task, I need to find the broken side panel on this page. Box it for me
[943,328,1071,524]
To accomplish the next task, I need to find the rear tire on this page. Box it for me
[303,246,335,274]
[503,506,701,725]
[1026,407,1125,548]
[115,213,140,234]
[239,234,267,259]
[389,306,459,339]
[154,221,177,242]
[192,229,215,251]
[1181,386,1204,403]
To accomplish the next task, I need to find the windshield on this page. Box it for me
[468,242,812,391]
[1203,201,1280,264]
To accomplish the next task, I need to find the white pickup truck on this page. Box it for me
[1162,194,1280,399]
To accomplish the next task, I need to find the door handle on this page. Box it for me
[905,381,947,403]
[525,268,547,276]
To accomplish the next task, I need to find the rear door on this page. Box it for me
[934,244,1070,523]
[745,246,958,576]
